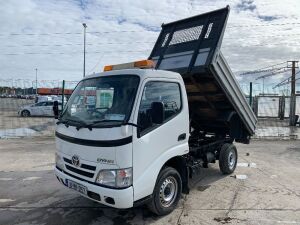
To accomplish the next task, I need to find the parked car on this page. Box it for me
[18,101,62,117]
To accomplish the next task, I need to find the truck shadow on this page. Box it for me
[60,167,225,224]
[188,164,228,191]
[4,166,227,225]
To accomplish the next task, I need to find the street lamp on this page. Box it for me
[35,68,38,95]
[83,23,87,77]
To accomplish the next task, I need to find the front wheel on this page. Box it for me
[148,167,182,216]
[219,143,238,174]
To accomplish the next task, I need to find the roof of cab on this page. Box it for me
[83,68,182,81]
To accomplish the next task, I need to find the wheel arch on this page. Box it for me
[162,156,189,194]
[133,145,189,202]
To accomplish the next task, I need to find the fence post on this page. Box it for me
[279,96,285,120]
[249,82,253,107]
[62,80,65,112]
[253,96,258,116]
[289,95,296,126]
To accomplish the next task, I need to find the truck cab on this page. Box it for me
[55,67,190,212]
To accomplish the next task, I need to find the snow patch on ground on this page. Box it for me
[0,178,14,181]
[0,128,37,138]
[0,199,15,203]
[22,177,41,181]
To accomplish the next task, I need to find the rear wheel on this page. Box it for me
[148,167,182,216]
[21,110,30,117]
[219,143,237,174]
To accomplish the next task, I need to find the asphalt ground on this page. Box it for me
[0,137,299,225]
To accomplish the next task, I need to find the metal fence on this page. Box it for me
[249,95,299,139]
[252,96,300,118]
[0,79,299,139]
[241,80,300,139]
[0,80,78,139]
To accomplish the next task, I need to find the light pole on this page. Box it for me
[35,68,38,96]
[83,23,87,77]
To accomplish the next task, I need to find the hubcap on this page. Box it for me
[23,111,29,116]
[159,176,178,208]
[228,151,236,170]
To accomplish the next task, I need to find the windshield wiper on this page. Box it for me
[88,120,141,128]
[88,119,124,126]
[122,122,141,128]
[57,118,91,131]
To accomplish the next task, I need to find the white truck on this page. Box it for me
[54,6,257,215]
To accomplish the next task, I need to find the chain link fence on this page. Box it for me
[242,83,300,139]
[0,80,78,139]
[0,79,299,139]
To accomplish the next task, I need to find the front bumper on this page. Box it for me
[55,167,134,209]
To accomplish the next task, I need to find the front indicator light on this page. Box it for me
[116,168,132,187]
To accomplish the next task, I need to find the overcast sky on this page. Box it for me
[0,0,300,92]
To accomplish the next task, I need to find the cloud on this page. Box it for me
[0,0,299,94]
[235,0,283,22]
[236,0,257,12]
[257,15,281,21]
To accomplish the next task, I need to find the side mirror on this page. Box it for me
[53,101,59,119]
[151,102,165,124]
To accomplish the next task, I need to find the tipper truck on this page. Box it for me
[54,6,257,215]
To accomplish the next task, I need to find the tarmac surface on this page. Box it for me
[0,137,299,225]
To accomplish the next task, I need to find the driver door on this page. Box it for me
[132,78,189,201]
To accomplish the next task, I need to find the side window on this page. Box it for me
[137,81,181,135]
[46,102,54,106]
[35,102,47,106]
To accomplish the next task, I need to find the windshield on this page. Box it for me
[60,75,139,127]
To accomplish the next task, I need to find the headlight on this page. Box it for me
[96,168,132,188]
[55,153,64,170]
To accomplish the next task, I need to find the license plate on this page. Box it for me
[67,180,87,195]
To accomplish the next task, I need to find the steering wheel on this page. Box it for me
[95,107,109,112]
[92,107,109,118]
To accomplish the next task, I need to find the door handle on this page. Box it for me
[178,133,186,141]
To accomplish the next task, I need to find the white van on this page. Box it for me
[35,95,53,103]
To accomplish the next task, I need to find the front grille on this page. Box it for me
[65,165,94,178]
[63,157,96,171]
[63,157,96,178]
[81,164,96,171]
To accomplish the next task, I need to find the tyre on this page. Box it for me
[148,167,182,216]
[219,143,238,174]
[21,110,30,117]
